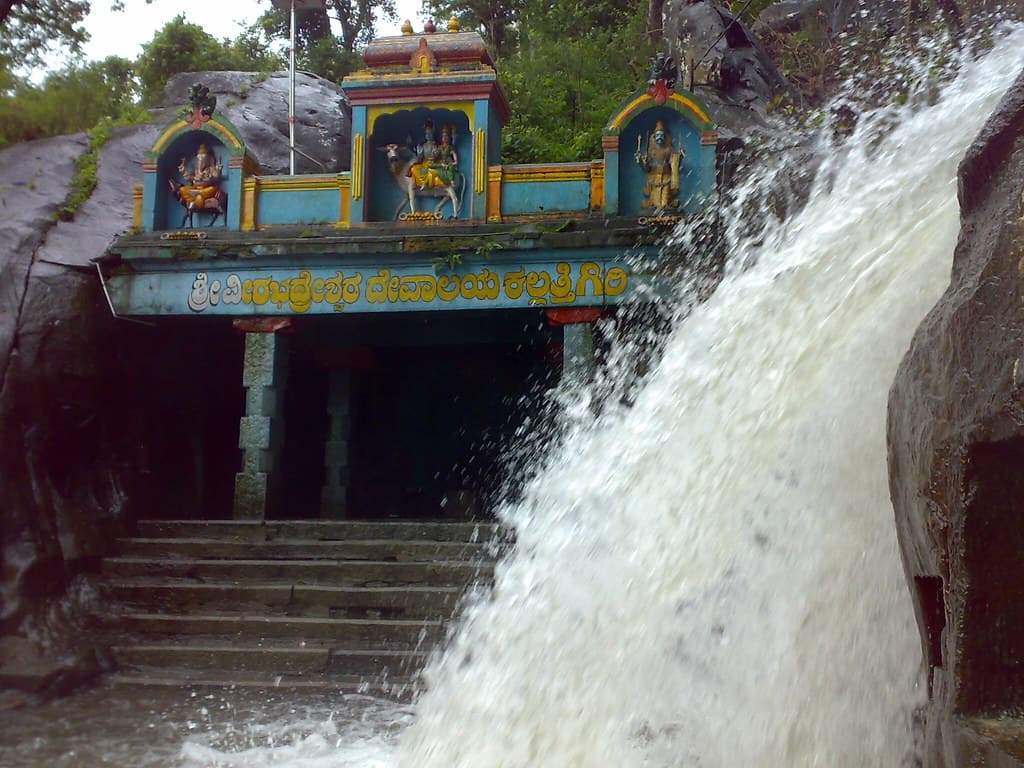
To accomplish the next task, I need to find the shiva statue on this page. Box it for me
[408,120,458,190]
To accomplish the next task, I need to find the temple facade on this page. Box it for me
[97,22,719,521]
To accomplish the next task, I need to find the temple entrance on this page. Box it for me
[277,311,558,520]
[347,341,554,519]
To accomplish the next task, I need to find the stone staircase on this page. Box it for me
[98,519,505,695]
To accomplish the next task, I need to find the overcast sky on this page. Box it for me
[80,0,425,63]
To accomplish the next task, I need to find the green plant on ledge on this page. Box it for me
[431,237,503,273]
[54,119,113,222]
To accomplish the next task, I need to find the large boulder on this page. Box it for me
[888,68,1024,766]
[161,70,350,174]
[665,0,793,110]
[0,71,348,697]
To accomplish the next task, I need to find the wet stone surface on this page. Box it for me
[0,682,409,768]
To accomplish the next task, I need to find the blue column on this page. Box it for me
[603,147,620,216]
[142,170,159,231]
[350,106,368,224]
[471,99,490,220]
[226,157,243,230]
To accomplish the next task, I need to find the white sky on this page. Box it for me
[79,0,425,64]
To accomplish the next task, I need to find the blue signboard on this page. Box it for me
[103,255,666,317]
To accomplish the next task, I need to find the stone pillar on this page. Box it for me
[233,319,291,520]
[320,370,352,519]
[547,308,603,385]
[562,322,596,384]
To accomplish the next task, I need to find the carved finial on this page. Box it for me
[181,82,217,129]
[401,19,414,35]
[447,16,461,32]
[647,53,678,105]
[409,37,438,73]
[424,18,436,33]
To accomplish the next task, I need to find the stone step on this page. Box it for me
[116,537,490,562]
[118,613,445,645]
[113,643,429,677]
[135,519,506,544]
[99,518,502,687]
[103,557,494,587]
[105,581,464,619]
[106,668,419,698]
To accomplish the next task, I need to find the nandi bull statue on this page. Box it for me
[380,119,464,219]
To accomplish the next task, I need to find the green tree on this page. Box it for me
[256,0,396,80]
[423,0,525,59]
[0,0,90,69]
[519,0,638,40]
[0,56,142,147]
[499,0,652,163]
[136,15,277,105]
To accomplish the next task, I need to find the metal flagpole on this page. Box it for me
[272,0,326,176]
[289,0,296,175]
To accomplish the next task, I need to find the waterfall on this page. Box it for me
[168,23,1024,768]
[390,25,1024,768]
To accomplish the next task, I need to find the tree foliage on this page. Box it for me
[0,56,143,147]
[0,0,658,165]
[416,0,654,161]
[256,0,395,81]
[499,0,653,162]
[136,15,281,105]
[423,0,525,59]
[0,0,91,69]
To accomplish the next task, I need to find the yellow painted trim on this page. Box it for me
[151,118,244,155]
[131,184,143,230]
[338,172,351,226]
[254,174,340,192]
[207,119,243,148]
[352,134,365,200]
[367,101,474,135]
[241,177,257,231]
[151,120,189,154]
[474,129,486,194]
[589,161,604,211]
[486,165,502,222]
[609,93,711,130]
[502,164,590,183]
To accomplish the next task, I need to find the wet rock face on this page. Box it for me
[664,0,792,109]
[888,68,1024,767]
[0,71,346,690]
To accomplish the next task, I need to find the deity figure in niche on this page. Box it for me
[635,121,685,210]
[408,120,458,190]
[169,143,225,220]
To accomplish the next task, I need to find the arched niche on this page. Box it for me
[367,106,473,222]
[145,114,250,232]
[604,90,717,217]
[155,132,230,230]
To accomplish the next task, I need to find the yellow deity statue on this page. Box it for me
[635,121,684,210]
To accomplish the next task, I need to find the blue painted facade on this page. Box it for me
[101,28,726,523]
[114,26,719,320]
[107,251,659,317]
[255,178,341,227]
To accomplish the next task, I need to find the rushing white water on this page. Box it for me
[162,26,1024,768]
[390,27,1024,768]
